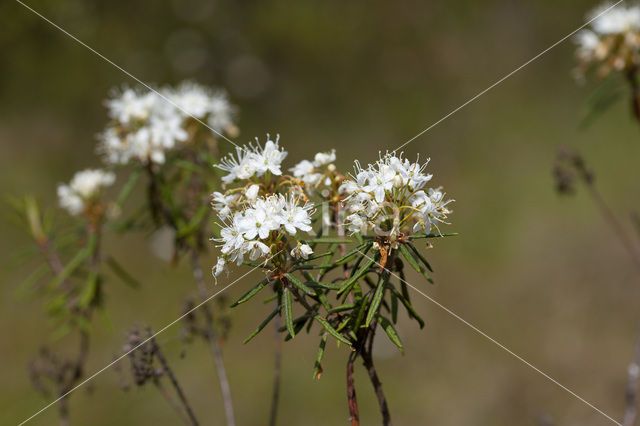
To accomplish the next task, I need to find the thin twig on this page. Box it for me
[268,309,282,426]
[151,335,200,426]
[347,351,359,426]
[153,378,192,426]
[189,250,236,426]
[361,322,392,426]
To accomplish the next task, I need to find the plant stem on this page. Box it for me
[189,249,236,426]
[153,378,192,426]
[268,310,282,426]
[626,68,640,124]
[361,323,392,426]
[347,351,360,426]
[151,336,200,426]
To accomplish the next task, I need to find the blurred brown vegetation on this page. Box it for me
[3,0,640,425]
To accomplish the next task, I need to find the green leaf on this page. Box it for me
[408,243,433,272]
[116,168,141,206]
[15,264,48,298]
[286,273,314,297]
[391,287,425,328]
[299,251,334,262]
[304,280,342,291]
[337,254,377,296]
[378,315,404,354]
[313,334,328,380]
[365,271,390,327]
[283,288,295,338]
[409,232,458,240]
[50,248,90,289]
[106,256,140,288]
[580,74,625,128]
[328,303,356,314]
[334,242,371,266]
[231,278,271,307]
[390,291,398,324]
[243,307,280,344]
[399,244,433,283]
[78,272,99,309]
[353,292,369,331]
[314,315,351,345]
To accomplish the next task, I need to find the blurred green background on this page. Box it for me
[3,0,640,424]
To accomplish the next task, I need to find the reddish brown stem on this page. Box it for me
[347,351,360,426]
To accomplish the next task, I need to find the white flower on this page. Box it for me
[57,169,115,216]
[212,257,227,282]
[245,184,260,201]
[291,243,313,259]
[218,213,246,254]
[575,30,602,60]
[244,240,270,260]
[313,149,336,167]
[290,160,315,178]
[342,152,452,237]
[364,164,396,202]
[211,191,236,220]
[278,196,313,235]
[252,136,288,176]
[105,88,158,125]
[590,4,640,35]
[100,82,236,165]
[214,135,287,183]
[239,206,278,240]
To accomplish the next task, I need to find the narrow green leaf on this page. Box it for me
[286,273,314,297]
[243,307,280,344]
[313,334,328,380]
[304,280,342,290]
[390,291,398,324]
[353,295,369,331]
[231,278,271,307]
[328,303,356,314]
[365,272,390,327]
[335,242,371,266]
[408,243,434,272]
[391,287,425,328]
[283,288,295,338]
[106,256,140,288]
[50,248,90,288]
[409,232,458,240]
[15,264,48,298]
[378,315,404,354]
[79,272,99,309]
[399,244,433,283]
[314,315,351,345]
[337,255,377,296]
[116,168,141,206]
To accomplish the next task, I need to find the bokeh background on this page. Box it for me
[3,0,640,425]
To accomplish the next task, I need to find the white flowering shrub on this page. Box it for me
[15,81,239,426]
[573,3,640,126]
[15,78,455,426]
[211,139,455,424]
[574,4,640,79]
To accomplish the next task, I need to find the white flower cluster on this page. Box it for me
[214,135,288,184]
[57,169,116,216]
[341,153,452,237]
[289,149,337,187]
[574,3,640,76]
[213,194,314,276]
[99,82,236,165]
